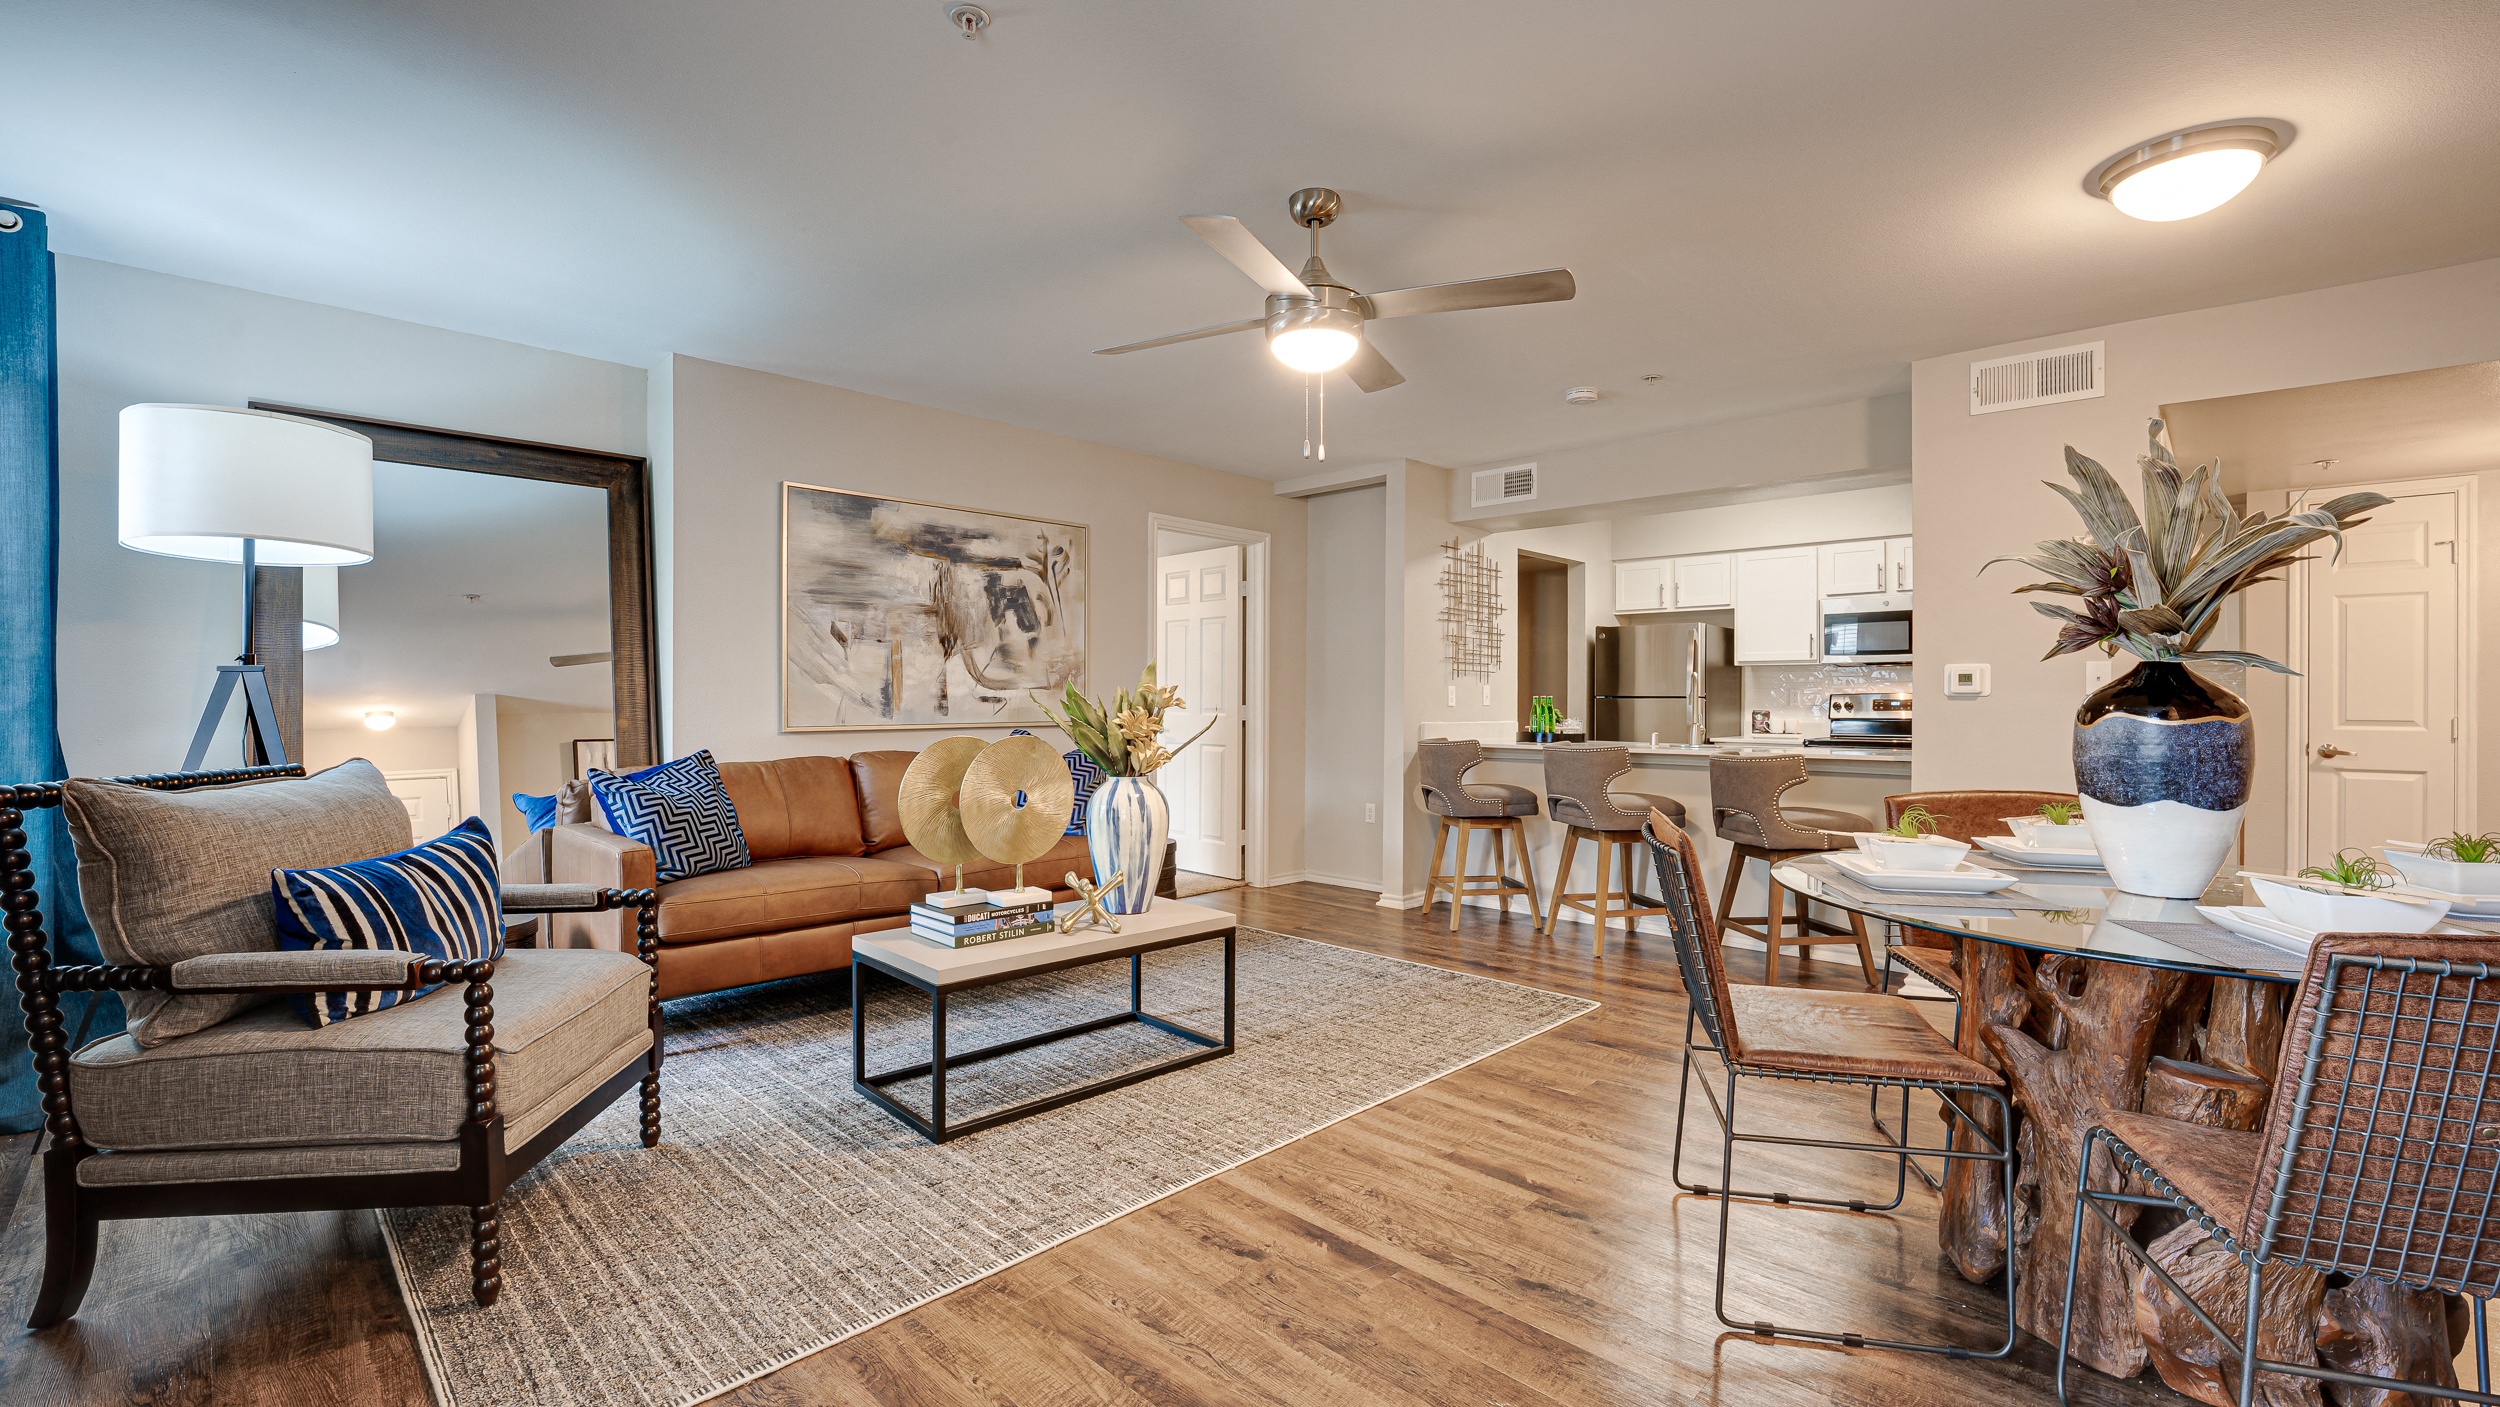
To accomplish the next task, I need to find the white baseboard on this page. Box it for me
[1376,889,1426,909]
[1261,869,1383,893]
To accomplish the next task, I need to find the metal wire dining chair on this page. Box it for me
[2059,936,2500,1405]
[1644,812,2019,1358]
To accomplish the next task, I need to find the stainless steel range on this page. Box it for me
[1809,688,1912,748]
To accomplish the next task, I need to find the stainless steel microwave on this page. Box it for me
[1820,592,1912,664]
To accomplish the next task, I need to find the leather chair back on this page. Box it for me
[1645,814,1740,1056]
[1708,753,1839,850]
[1883,790,2079,843]
[1418,739,1502,818]
[1543,744,1646,831]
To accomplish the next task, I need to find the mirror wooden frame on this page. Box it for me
[248,402,661,769]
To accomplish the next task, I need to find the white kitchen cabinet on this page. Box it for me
[1817,539,1888,597]
[1733,547,1821,663]
[1613,559,1667,613]
[1886,536,1914,592]
[1670,553,1733,609]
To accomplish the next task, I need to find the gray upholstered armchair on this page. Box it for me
[6,762,663,1329]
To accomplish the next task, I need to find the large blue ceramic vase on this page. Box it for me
[1084,775,1169,915]
[2073,661,2253,899]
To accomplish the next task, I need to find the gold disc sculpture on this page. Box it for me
[897,736,991,897]
[958,732,1075,899]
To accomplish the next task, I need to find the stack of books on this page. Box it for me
[908,895,1056,947]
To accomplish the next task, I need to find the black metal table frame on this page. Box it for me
[851,924,1237,1143]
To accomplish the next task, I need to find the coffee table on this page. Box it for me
[849,899,1237,1142]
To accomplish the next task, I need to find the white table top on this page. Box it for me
[851,899,1237,987]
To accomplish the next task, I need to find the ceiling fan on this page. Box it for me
[1096,187,1576,403]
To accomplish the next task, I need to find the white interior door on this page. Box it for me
[1157,546,1245,878]
[385,769,460,842]
[2302,489,2461,863]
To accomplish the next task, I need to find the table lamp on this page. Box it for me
[118,404,373,768]
[301,564,341,650]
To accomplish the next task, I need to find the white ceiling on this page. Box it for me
[10,1,2500,480]
[302,462,613,731]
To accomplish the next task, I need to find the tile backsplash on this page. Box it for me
[1741,663,1910,735]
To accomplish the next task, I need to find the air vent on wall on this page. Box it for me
[1970,341,2105,415]
[1471,462,1538,508]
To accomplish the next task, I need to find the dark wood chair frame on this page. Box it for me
[1646,821,2019,1360]
[6,763,663,1329]
[2058,948,2499,1406]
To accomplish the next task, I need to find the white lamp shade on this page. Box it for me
[118,404,375,565]
[302,564,341,649]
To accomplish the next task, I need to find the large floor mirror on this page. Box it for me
[245,403,656,855]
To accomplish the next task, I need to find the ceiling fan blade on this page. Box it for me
[1358,268,1575,321]
[1180,215,1311,298]
[1343,339,1405,393]
[1094,317,1264,356]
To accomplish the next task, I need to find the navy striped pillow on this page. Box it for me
[270,816,505,1028]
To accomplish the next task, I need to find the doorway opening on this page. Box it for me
[1148,513,1272,891]
[1517,551,1573,731]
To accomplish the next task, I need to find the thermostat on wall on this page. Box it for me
[1944,663,1992,698]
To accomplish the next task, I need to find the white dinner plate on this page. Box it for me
[1973,835,2110,871]
[2194,905,2315,953]
[1829,851,2020,894]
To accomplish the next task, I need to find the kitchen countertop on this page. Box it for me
[1479,739,1912,767]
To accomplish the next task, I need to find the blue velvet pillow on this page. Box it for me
[1012,729,1102,835]
[587,749,751,883]
[270,816,505,1028]
[512,791,559,832]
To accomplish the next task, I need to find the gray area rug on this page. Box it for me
[383,928,1595,1407]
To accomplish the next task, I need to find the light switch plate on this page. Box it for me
[1480,683,1492,705]
[1944,663,1993,697]
[2082,657,2116,693]
[1447,684,1458,707]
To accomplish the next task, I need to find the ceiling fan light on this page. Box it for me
[2095,124,2280,222]
[1271,326,1359,373]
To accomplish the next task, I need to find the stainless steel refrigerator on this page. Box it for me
[1591,623,1739,745]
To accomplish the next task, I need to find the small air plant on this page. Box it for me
[2426,832,2500,864]
[2297,848,2395,893]
[1882,805,1940,840]
[2036,800,2082,826]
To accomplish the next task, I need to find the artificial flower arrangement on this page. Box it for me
[1033,663,1217,777]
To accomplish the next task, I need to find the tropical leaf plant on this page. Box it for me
[1984,419,2391,673]
[1030,663,1218,778]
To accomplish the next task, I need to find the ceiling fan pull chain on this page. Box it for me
[1316,374,1327,461]
[1302,376,1312,460]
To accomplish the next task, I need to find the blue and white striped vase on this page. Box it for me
[1084,775,1168,914]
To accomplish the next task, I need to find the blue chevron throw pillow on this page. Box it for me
[271,816,505,1028]
[588,749,751,883]
[1012,729,1103,835]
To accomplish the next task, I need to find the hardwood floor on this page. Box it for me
[1,883,2180,1406]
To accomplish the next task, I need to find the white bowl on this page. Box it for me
[2247,876,2448,935]
[2005,817,2097,854]
[1853,832,1974,872]
[2382,846,2500,898]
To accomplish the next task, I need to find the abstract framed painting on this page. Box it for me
[781,483,1088,730]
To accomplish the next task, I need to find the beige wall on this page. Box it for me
[1302,486,1387,889]
[303,725,457,777]
[1608,482,1911,560]
[491,697,614,853]
[1911,256,2500,794]
[660,354,1308,880]
[52,256,646,778]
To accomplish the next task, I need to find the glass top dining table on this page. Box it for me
[1766,854,2305,984]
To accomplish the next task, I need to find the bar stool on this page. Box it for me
[1540,744,1687,955]
[1418,739,1542,932]
[1707,753,1878,987]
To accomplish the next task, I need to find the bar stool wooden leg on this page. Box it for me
[1518,824,1545,922]
[1447,820,1470,933]
[1764,869,1786,985]
[1848,909,1879,990]
[1716,846,1746,943]
[1545,828,1580,935]
[1492,825,1516,915]
[1591,833,1614,957]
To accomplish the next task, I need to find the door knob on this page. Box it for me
[2316,744,2355,759]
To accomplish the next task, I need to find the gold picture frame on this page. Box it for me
[780,482,1089,732]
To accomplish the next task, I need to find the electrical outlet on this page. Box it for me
[1364,802,1376,823]
[1480,683,1492,705]
[2082,656,2117,694]
[1446,684,1457,707]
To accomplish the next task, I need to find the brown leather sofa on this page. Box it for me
[543,750,1094,999]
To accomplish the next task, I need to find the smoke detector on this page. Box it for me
[1563,386,1600,406]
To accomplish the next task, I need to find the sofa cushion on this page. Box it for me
[847,751,916,851]
[658,856,866,944]
[67,948,652,1153]
[271,816,505,1028]
[62,759,416,1048]
[878,834,1095,895]
[718,755,866,861]
[589,750,752,883]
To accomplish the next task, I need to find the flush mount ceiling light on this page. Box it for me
[2092,122,2285,222]
[363,709,396,731]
